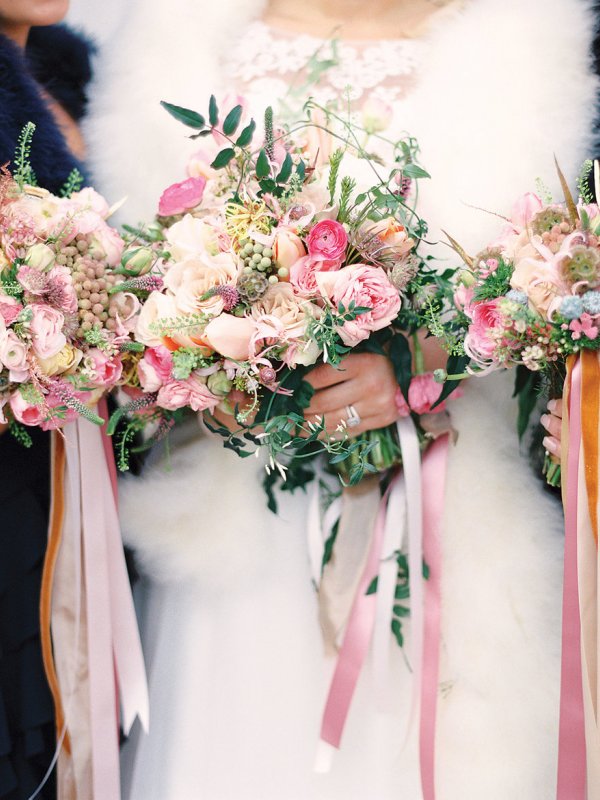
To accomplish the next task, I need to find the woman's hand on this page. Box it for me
[541,398,562,459]
[304,352,398,436]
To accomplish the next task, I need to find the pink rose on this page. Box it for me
[316,265,401,346]
[86,348,123,387]
[138,346,173,392]
[307,219,348,262]
[158,177,207,217]
[9,390,45,426]
[203,314,257,360]
[0,330,28,381]
[29,304,66,360]
[289,255,340,296]
[465,299,505,359]
[157,376,219,412]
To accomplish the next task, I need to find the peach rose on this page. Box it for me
[203,314,256,360]
[36,343,83,377]
[166,215,224,260]
[163,254,239,317]
[361,217,415,260]
[272,229,306,271]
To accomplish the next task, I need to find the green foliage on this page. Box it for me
[208,95,219,127]
[8,420,33,448]
[59,168,84,198]
[472,258,514,301]
[388,332,412,404]
[13,122,37,188]
[256,149,270,179]
[513,365,543,440]
[211,148,236,169]
[276,153,293,184]
[577,159,594,205]
[160,101,205,129]
[235,120,256,148]
[327,148,344,205]
[171,347,213,380]
[338,176,357,223]
[222,105,243,137]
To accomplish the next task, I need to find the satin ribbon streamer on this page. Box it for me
[41,406,149,799]
[557,356,586,798]
[317,418,448,800]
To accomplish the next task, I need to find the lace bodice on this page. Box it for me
[225,20,426,120]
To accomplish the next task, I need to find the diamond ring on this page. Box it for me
[345,404,361,428]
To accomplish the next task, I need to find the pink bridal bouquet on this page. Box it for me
[111,97,452,497]
[0,124,141,441]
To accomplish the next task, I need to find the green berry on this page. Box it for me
[277,267,289,279]
[263,248,273,258]
[268,275,279,284]
[253,243,263,254]
[243,243,254,255]
[260,257,271,269]
[243,266,253,274]
[252,253,262,264]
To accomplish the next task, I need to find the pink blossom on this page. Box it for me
[569,313,599,340]
[158,177,207,217]
[0,296,23,325]
[9,390,45,426]
[307,220,348,262]
[89,223,125,267]
[138,346,173,392]
[464,299,505,359]
[157,376,220,412]
[406,373,447,415]
[0,330,28,381]
[47,265,78,313]
[86,348,123,387]
[289,255,341,296]
[29,304,66,360]
[316,265,401,346]
[453,283,474,311]
[511,193,543,228]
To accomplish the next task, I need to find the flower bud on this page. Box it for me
[273,229,306,270]
[207,370,233,396]
[119,246,154,276]
[433,369,447,384]
[26,243,55,271]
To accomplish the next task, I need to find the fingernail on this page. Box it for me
[543,436,559,456]
[547,399,558,413]
[540,414,550,429]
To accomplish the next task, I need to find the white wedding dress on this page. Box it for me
[85,1,598,798]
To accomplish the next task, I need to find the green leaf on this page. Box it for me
[222,105,243,136]
[388,333,412,403]
[366,577,378,595]
[393,604,410,617]
[391,619,404,648]
[160,101,205,129]
[514,366,542,439]
[401,163,430,180]
[395,584,410,600]
[211,148,236,169]
[235,120,256,148]
[208,95,219,127]
[256,149,271,179]
[276,153,293,184]
[296,160,306,182]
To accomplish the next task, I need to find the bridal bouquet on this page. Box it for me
[434,163,600,482]
[111,96,452,496]
[0,124,140,441]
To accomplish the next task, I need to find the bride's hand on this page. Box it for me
[304,352,398,437]
[541,398,562,459]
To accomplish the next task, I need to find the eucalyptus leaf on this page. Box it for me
[208,95,219,127]
[235,120,256,148]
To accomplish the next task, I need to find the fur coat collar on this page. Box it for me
[0,26,92,193]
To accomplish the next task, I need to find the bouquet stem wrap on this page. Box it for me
[40,401,149,799]
[316,419,448,800]
[558,352,600,798]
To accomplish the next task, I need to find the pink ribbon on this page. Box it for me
[420,435,449,800]
[319,478,396,749]
[72,409,149,798]
[557,359,586,798]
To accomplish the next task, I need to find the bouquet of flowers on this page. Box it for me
[0,124,141,441]
[433,162,600,483]
[111,96,452,499]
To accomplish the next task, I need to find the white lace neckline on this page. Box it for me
[225,19,425,113]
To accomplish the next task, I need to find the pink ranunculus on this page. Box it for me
[156,376,219,413]
[465,299,505,359]
[0,330,28,381]
[9,390,45,426]
[158,177,207,217]
[316,264,401,346]
[289,255,341,296]
[0,295,23,325]
[86,348,123,387]
[307,219,348,262]
[29,304,66,360]
[203,314,257,360]
[138,346,173,392]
